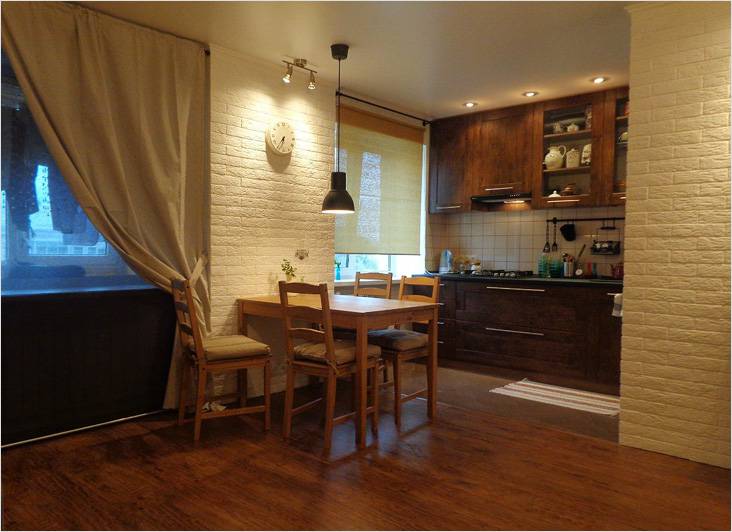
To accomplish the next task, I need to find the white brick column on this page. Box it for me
[621,2,730,468]
[209,46,336,394]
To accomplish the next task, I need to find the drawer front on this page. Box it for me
[456,282,579,333]
[453,320,583,377]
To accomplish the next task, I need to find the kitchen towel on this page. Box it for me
[612,293,623,317]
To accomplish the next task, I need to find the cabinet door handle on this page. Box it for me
[437,340,445,345]
[484,286,546,293]
[439,283,446,287]
[485,186,513,192]
[438,302,445,306]
[436,204,462,210]
[437,321,445,325]
[607,292,622,297]
[484,327,545,337]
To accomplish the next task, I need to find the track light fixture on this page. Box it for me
[281,58,318,90]
[282,63,293,84]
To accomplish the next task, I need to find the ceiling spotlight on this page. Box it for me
[308,71,317,90]
[522,91,538,97]
[282,63,293,84]
[591,76,608,84]
[463,101,477,108]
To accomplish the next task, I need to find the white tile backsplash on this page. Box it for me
[427,206,626,276]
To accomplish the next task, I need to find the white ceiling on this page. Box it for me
[81,1,631,119]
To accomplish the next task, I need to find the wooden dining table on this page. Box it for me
[237,293,439,448]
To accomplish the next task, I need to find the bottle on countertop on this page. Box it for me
[538,252,550,278]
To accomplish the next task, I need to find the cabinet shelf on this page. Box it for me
[543,129,592,141]
[543,166,591,176]
[543,193,589,200]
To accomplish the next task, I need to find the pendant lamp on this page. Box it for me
[321,43,355,214]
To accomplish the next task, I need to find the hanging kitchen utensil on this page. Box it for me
[543,222,551,253]
[560,223,576,241]
[591,224,622,255]
[551,220,558,252]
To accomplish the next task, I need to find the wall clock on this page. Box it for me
[265,120,295,156]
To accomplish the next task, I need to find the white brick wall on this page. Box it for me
[621,2,730,468]
[209,46,335,393]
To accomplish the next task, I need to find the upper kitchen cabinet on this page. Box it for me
[466,105,535,197]
[603,87,629,206]
[428,87,629,213]
[532,91,607,209]
[429,115,470,214]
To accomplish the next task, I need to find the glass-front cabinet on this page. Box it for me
[607,88,629,206]
[533,92,606,208]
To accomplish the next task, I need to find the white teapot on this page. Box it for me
[544,145,566,170]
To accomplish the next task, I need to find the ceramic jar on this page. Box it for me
[544,145,566,170]
[581,144,592,165]
[565,147,580,168]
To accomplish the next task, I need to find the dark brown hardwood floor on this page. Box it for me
[2,364,730,530]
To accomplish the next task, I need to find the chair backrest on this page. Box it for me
[171,278,205,363]
[354,271,393,298]
[398,275,441,304]
[278,281,337,365]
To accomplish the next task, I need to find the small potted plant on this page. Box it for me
[281,258,297,282]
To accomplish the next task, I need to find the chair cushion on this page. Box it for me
[367,329,429,351]
[332,326,356,340]
[294,339,381,365]
[189,335,270,362]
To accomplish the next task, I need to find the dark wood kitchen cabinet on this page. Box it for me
[427,87,629,212]
[429,115,470,213]
[467,105,535,196]
[435,278,621,394]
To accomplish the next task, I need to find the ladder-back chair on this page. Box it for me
[279,281,381,452]
[173,277,272,441]
[367,275,440,426]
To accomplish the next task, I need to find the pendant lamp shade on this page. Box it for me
[321,43,355,214]
[321,171,354,214]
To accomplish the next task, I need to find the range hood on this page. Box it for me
[471,191,532,204]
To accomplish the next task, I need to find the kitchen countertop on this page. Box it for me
[428,272,624,288]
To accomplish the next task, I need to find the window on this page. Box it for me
[28,164,108,257]
[1,50,149,295]
[333,106,427,280]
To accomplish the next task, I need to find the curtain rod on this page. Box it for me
[336,91,431,126]
[69,2,210,54]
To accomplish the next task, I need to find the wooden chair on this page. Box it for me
[353,272,393,383]
[173,278,272,442]
[333,272,393,341]
[367,276,440,426]
[354,271,393,298]
[279,281,381,451]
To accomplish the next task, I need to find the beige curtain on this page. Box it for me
[335,106,424,255]
[2,2,209,408]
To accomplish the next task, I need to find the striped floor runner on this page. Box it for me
[489,379,620,415]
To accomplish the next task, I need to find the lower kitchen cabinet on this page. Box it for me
[435,278,621,394]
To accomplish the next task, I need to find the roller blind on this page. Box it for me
[335,106,424,255]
